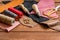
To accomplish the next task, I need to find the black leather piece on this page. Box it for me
[24,13,49,23]
[23,0,38,12]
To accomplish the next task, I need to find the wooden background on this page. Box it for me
[0,0,60,40]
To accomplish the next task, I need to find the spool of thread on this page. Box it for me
[3,10,19,20]
[0,14,15,25]
[8,7,23,18]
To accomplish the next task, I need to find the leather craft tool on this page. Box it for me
[19,4,49,23]
[0,0,24,13]
[3,10,19,20]
[32,4,41,16]
[32,4,49,22]
[31,0,59,18]
[0,14,15,25]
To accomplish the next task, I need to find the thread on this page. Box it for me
[0,14,15,25]
[8,7,23,18]
[3,10,19,20]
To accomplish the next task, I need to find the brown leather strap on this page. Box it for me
[19,16,37,27]
[40,19,60,31]
[41,19,59,27]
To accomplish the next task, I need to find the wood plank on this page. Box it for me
[0,0,60,40]
[0,32,60,40]
[55,0,60,2]
[55,3,60,6]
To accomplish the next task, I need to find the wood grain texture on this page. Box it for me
[0,32,60,40]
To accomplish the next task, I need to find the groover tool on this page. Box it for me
[31,0,59,18]
[19,4,49,23]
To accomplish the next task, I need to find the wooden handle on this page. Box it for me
[32,4,40,16]
[19,4,30,14]
[55,5,60,11]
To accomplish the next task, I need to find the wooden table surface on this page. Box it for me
[0,0,60,40]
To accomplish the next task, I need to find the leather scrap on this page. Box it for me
[28,14,49,23]
[19,16,37,27]
[55,5,60,11]
[40,19,60,31]
[41,19,59,27]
